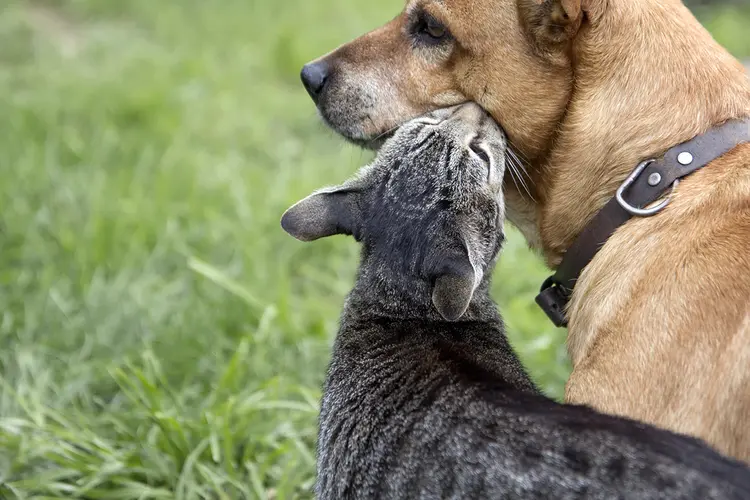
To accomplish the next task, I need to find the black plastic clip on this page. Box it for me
[535,277,570,328]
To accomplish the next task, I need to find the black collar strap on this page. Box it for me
[536,118,750,328]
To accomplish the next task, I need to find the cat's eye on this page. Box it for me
[469,139,490,164]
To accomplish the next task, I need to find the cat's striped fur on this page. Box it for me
[281,103,750,499]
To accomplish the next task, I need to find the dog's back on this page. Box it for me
[299,0,750,462]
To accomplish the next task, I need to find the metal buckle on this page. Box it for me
[616,160,679,217]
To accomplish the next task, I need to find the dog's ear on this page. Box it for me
[429,247,481,322]
[281,187,361,242]
[519,0,583,45]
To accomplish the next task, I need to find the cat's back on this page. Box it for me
[316,318,530,498]
[316,320,750,500]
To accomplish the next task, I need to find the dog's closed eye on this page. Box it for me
[422,17,446,39]
[410,11,452,46]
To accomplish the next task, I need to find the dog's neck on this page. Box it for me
[531,0,750,266]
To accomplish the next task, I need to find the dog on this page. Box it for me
[299,0,750,461]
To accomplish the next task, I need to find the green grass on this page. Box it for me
[0,0,747,498]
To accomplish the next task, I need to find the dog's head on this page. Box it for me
[301,0,584,158]
[282,103,507,320]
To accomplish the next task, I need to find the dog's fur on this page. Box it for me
[282,104,750,499]
[301,0,750,460]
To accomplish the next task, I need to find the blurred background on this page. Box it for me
[0,0,747,497]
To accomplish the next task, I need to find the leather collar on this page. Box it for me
[536,118,750,328]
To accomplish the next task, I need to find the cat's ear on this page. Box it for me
[429,247,481,322]
[281,187,361,242]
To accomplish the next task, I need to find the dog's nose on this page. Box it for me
[300,61,330,102]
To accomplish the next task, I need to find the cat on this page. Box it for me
[281,102,750,499]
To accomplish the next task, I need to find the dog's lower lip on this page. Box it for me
[343,129,397,150]
[315,108,396,150]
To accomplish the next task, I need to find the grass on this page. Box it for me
[0,0,748,498]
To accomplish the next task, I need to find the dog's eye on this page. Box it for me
[469,139,490,164]
[423,18,447,39]
[412,12,450,44]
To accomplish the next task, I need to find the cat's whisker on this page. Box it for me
[507,148,535,202]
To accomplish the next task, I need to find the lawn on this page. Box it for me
[0,0,748,498]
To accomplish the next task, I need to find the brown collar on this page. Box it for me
[536,118,750,328]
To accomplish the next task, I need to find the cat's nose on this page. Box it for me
[451,102,488,124]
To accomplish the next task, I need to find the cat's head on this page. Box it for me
[281,102,507,321]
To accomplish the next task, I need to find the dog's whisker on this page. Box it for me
[373,123,401,142]
[365,116,380,137]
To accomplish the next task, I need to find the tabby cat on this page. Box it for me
[281,103,750,500]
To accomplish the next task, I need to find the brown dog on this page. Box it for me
[300,0,750,461]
